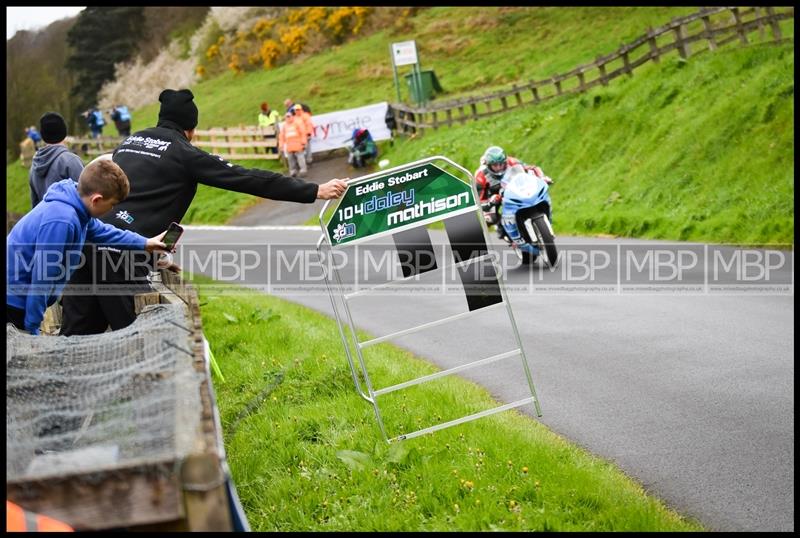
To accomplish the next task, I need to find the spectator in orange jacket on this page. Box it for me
[7,500,74,531]
[292,103,315,165]
[278,108,308,177]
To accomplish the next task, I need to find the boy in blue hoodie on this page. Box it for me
[29,112,85,208]
[7,159,168,335]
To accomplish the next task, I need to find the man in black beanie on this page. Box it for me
[60,88,348,335]
[29,112,85,208]
[157,89,198,129]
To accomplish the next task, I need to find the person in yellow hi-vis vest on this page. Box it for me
[7,500,74,532]
[257,102,280,154]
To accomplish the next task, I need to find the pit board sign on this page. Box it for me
[323,163,475,247]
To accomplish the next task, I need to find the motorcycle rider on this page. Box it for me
[474,145,552,242]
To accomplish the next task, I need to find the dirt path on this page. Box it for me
[229,152,375,226]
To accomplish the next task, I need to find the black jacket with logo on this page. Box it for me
[101,120,318,237]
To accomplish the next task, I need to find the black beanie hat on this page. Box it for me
[40,112,67,144]
[158,89,199,130]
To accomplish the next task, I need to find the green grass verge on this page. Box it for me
[193,274,704,531]
[6,161,31,215]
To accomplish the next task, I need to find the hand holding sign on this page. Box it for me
[318,178,349,199]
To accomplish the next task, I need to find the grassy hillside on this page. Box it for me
[383,42,795,245]
[128,7,706,130]
[7,7,793,245]
[133,7,794,245]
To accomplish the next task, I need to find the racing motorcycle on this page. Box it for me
[482,163,558,266]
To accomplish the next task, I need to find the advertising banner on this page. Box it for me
[289,102,391,153]
[324,162,476,247]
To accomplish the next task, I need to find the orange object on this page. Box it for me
[7,501,74,532]
[294,107,315,139]
[279,115,308,153]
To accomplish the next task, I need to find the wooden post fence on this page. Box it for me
[66,127,280,161]
[765,7,783,40]
[191,126,279,160]
[674,21,690,59]
[701,13,717,51]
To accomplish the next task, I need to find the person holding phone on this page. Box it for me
[161,222,184,250]
[60,88,348,336]
[154,222,183,273]
[6,160,169,335]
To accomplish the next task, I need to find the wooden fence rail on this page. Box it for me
[390,6,794,133]
[65,135,125,157]
[66,124,279,161]
[192,125,279,160]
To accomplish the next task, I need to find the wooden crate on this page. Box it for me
[7,271,235,531]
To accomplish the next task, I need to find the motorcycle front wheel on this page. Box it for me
[531,215,558,268]
[520,250,538,264]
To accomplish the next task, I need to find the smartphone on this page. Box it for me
[162,222,184,251]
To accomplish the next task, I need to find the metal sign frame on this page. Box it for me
[317,156,542,443]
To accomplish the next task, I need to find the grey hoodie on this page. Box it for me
[29,144,85,209]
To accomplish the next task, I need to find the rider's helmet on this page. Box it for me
[483,146,508,180]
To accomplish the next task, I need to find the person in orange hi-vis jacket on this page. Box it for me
[293,104,315,165]
[278,108,308,177]
[7,500,74,532]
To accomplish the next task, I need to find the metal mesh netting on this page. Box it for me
[7,304,205,481]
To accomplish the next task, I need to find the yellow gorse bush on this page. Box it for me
[206,43,220,60]
[305,7,328,31]
[228,53,243,75]
[235,30,251,46]
[279,25,308,55]
[252,18,275,38]
[259,39,282,69]
[198,6,403,75]
[288,7,327,31]
[325,7,372,42]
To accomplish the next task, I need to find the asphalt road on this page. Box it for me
[174,226,793,532]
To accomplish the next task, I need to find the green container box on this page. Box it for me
[404,70,443,104]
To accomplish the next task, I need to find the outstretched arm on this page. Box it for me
[317,179,348,199]
[186,146,320,202]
